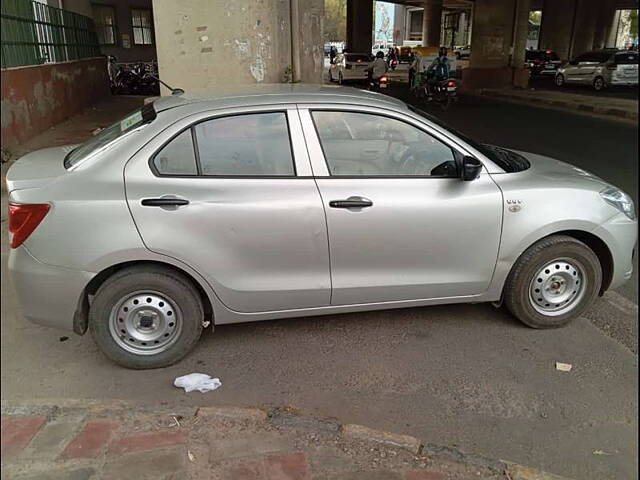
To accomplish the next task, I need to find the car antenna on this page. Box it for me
[135,69,184,95]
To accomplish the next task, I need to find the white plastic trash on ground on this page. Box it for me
[174,373,222,393]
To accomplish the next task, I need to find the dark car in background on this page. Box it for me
[525,49,562,77]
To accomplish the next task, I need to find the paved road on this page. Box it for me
[1,95,638,480]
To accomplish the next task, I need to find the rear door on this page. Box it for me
[299,105,503,305]
[125,105,331,313]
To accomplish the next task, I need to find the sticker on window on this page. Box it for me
[120,111,143,130]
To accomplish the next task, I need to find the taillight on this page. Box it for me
[447,80,455,87]
[379,76,388,82]
[8,203,50,248]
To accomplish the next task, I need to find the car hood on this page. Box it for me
[508,149,610,188]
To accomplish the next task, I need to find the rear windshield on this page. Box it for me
[407,104,530,173]
[615,52,638,64]
[64,103,156,169]
[346,54,372,62]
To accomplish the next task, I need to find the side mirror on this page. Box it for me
[461,156,483,181]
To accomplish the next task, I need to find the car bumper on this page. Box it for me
[342,70,369,81]
[591,213,638,290]
[609,78,638,86]
[8,245,93,332]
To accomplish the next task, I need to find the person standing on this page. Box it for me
[329,46,337,64]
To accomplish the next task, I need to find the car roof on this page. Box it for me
[152,84,407,113]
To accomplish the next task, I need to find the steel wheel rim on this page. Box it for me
[594,78,603,90]
[109,290,183,355]
[529,258,587,316]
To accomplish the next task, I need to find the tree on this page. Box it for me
[324,0,347,42]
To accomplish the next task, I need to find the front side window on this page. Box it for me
[92,5,116,45]
[194,112,295,176]
[131,8,153,45]
[312,111,458,177]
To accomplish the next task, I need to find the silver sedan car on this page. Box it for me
[7,85,637,369]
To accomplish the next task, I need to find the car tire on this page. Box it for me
[89,265,204,369]
[554,74,565,87]
[593,76,605,91]
[503,235,602,329]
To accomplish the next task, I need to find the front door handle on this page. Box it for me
[141,197,189,207]
[329,196,373,209]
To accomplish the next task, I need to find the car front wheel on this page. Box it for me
[503,235,602,329]
[89,265,204,369]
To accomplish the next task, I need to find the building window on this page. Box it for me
[132,9,153,45]
[92,5,116,45]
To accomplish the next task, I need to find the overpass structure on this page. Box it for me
[347,0,638,89]
[150,0,637,93]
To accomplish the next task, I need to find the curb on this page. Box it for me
[472,89,638,124]
[1,400,574,480]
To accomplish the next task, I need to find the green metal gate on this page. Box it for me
[1,0,100,68]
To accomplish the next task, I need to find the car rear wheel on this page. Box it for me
[503,235,601,329]
[593,76,605,91]
[89,265,204,369]
[554,74,565,87]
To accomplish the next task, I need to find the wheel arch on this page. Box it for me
[73,260,215,336]
[503,229,613,298]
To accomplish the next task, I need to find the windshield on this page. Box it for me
[64,103,156,169]
[407,104,530,172]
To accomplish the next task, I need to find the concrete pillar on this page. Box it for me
[463,0,530,89]
[606,9,622,48]
[539,0,575,60]
[593,2,617,50]
[346,0,373,53]
[152,0,323,92]
[511,0,531,88]
[570,0,598,58]
[421,0,443,47]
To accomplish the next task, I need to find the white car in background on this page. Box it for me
[329,53,373,84]
[555,49,638,91]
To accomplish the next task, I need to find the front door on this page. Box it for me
[300,107,503,305]
[125,107,331,313]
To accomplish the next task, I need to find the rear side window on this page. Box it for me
[152,130,197,175]
[615,53,638,64]
[194,112,295,176]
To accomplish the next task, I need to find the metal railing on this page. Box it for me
[1,0,100,69]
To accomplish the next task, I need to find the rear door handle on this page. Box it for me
[329,196,373,209]
[141,197,189,207]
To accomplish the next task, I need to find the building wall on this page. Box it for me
[152,0,323,93]
[1,57,110,149]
